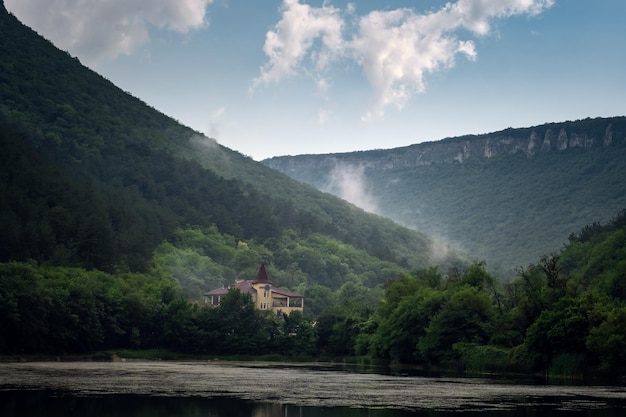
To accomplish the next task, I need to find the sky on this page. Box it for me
[5,0,626,161]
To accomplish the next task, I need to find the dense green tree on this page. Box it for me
[523,297,592,369]
[210,289,275,355]
[370,287,443,363]
[418,286,494,363]
[280,310,317,357]
[301,284,336,318]
[0,261,180,354]
[162,297,206,353]
[586,305,626,373]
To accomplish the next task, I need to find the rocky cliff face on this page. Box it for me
[262,116,626,275]
[264,117,626,172]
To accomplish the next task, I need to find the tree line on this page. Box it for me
[2,210,625,381]
[0,261,318,357]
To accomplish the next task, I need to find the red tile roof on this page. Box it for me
[203,264,303,299]
[204,287,229,296]
[233,280,256,295]
[271,287,303,298]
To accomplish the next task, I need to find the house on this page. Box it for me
[204,263,304,316]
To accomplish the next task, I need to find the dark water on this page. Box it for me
[1,361,625,416]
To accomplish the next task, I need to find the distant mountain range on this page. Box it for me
[264,116,626,276]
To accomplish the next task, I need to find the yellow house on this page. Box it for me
[204,263,304,316]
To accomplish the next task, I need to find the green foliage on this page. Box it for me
[359,224,626,380]
[548,353,586,380]
[206,289,274,355]
[0,3,464,292]
[0,261,315,357]
[366,264,498,364]
[453,343,512,374]
[279,310,317,357]
[524,297,592,368]
[314,310,360,357]
[418,286,494,363]
[1,209,626,381]
[148,226,401,304]
[561,210,626,301]
[586,305,626,373]
[266,118,626,277]
[300,284,336,318]
[373,287,444,363]
[0,261,179,353]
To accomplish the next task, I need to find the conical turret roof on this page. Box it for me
[251,263,272,284]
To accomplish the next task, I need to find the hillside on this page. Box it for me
[0,2,467,302]
[264,117,626,276]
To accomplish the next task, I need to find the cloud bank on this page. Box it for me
[253,0,554,121]
[5,0,212,66]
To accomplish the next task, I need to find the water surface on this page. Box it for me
[1,361,625,416]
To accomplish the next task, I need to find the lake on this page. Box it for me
[1,361,625,416]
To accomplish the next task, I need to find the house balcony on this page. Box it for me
[272,297,303,308]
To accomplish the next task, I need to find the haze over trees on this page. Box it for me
[264,117,626,276]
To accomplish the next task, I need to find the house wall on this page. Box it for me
[251,283,303,314]
[252,282,272,311]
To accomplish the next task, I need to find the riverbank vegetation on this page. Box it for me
[2,210,625,382]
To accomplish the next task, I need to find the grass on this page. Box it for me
[547,353,586,382]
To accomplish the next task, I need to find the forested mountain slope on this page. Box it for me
[0,2,466,300]
[264,117,626,276]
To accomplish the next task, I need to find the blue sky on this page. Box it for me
[6,0,626,161]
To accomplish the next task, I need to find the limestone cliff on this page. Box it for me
[264,117,625,173]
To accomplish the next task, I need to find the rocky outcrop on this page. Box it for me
[264,117,626,172]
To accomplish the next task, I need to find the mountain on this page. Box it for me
[263,117,626,276]
[0,2,466,300]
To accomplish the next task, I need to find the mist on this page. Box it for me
[323,162,379,214]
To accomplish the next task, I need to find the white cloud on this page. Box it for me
[350,8,478,122]
[250,0,344,91]
[5,0,212,66]
[254,0,554,121]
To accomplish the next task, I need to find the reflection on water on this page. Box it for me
[1,361,625,416]
[1,390,626,417]
[0,390,432,417]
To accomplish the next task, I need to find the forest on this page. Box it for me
[2,209,625,381]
